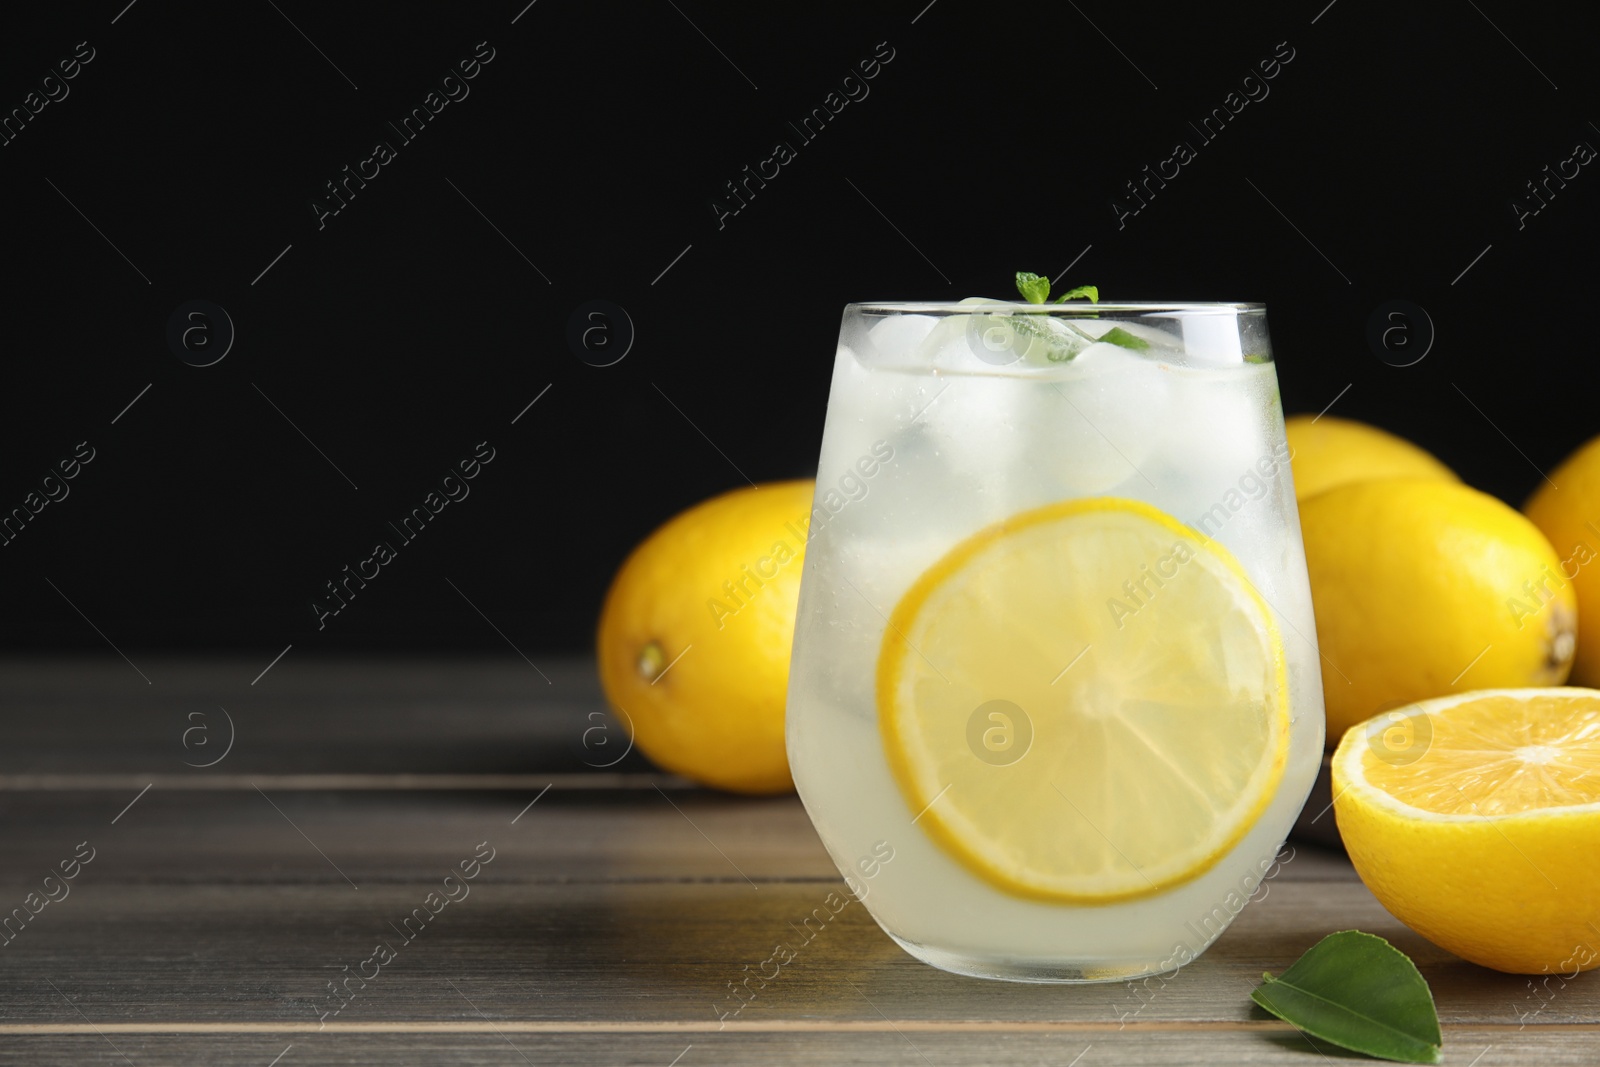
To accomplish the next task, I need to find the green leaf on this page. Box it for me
[1251,931,1442,1065]
[1243,352,1271,364]
[1098,327,1150,351]
[1008,313,1085,362]
[1054,284,1099,304]
[1015,272,1050,304]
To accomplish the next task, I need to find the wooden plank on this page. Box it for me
[3,1028,1594,1067]
[0,789,1355,886]
[5,1028,1599,1067]
[0,788,829,884]
[0,881,1588,1028]
[0,651,1346,847]
[0,656,637,775]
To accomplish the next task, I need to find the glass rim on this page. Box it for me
[847,301,1265,314]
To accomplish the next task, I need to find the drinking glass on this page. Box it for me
[786,301,1324,982]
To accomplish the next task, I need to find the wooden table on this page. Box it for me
[1,657,1593,1065]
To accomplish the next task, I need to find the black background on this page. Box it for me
[1,0,1594,654]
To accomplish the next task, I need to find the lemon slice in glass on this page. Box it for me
[877,497,1289,902]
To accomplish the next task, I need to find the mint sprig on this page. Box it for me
[1098,327,1149,351]
[1251,931,1442,1064]
[1013,272,1097,305]
[1007,272,1147,358]
[1014,272,1051,304]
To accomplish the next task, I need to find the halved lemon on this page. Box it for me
[878,497,1289,903]
[1333,689,1600,973]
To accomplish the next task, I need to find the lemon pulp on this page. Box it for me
[1332,688,1600,974]
[877,497,1289,903]
[1358,692,1600,816]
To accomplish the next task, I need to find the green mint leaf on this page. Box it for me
[1243,352,1271,364]
[1054,285,1099,304]
[1098,327,1150,351]
[1250,931,1442,1064]
[1015,272,1050,304]
[1008,313,1084,362]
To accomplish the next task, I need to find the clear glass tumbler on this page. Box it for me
[786,301,1324,982]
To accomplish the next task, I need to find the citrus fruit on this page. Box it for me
[1524,435,1600,685]
[1284,414,1456,501]
[1333,688,1600,974]
[877,497,1289,902]
[596,480,814,794]
[1301,479,1576,740]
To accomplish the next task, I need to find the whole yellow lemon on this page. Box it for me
[1524,434,1600,685]
[1284,414,1456,501]
[596,480,814,794]
[1301,478,1576,740]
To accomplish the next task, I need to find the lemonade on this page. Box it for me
[786,297,1325,982]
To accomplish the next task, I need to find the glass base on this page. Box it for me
[887,931,1172,984]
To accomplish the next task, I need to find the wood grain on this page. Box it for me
[6,1029,1598,1067]
[0,655,640,775]
[0,657,1593,1065]
[4,879,1586,1027]
[0,785,1357,886]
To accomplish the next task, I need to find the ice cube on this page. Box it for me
[1165,310,1246,365]
[1042,341,1174,493]
[863,311,939,363]
[1149,363,1282,534]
